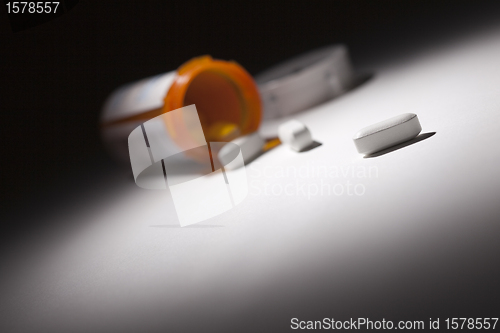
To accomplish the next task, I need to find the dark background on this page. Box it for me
[2,0,500,240]
[2,1,500,331]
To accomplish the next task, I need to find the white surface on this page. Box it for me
[3,24,500,333]
[170,169,231,227]
[353,113,422,155]
[169,146,248,227]
[278,119,313,151]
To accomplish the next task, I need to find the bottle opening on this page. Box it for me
[164,56,262,150]
[183,70,243,142]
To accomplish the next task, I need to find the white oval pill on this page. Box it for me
[353,113,422,155]
[278,119,313,151]
[218,132,264,170]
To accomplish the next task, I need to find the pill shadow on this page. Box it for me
[242,137,280,166]
[350,72,374,90]
[244,150,265,165]
[245,138,322,166]
[364,132,436,158]
[150,225,225,228]
[299,140,323,152]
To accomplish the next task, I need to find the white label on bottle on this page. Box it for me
[102,71,176,123]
